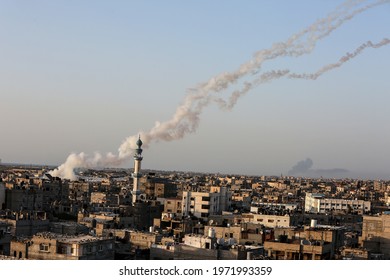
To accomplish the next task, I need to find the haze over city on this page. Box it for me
[1,0,389,179]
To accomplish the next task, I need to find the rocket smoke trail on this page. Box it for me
[50,0,390,180]
[288,38,390,80]
[214,38,390,110]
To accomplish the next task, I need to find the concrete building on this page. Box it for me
[41,178,68,213]
[204,223,267,246]
[241,213,293,228]
[10,232,115,260]
[128,230,163,249]
[5,186,43,211]
[250,202,299,213]
[154,213,194,240]
[68,181,92,203]
[0,180,5,210]
[360,213,390,259]
[204,225,241,245]
[0,221,11,256]
[182,186,231,219]
[340,247,370,260]
[163,197,183,215]
[264,239,333,260]
[264,225,345,260]
[0,210,49,237]
[150,232,262,260]
[49,221,89,235]
[90,192,119,206]
[305,192,371,214]
[138,176,178,199]
[130,201,164,231]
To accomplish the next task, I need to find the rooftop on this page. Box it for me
[34,232,111,243]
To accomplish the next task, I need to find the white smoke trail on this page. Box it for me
[50,0,389,180]
[214,38,390,110]
[196,0,388,94]
[289,38,390,80]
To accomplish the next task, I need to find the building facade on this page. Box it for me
[182,187,231,219]
[360,213,390,259]
[10,232,115,260]
[305,193,371,214]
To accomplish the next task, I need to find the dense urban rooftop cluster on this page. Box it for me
[0,163,389,260]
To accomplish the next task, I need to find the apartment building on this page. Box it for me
[360,213,390,259]
[305,192,371,214]
[182,186,231,219]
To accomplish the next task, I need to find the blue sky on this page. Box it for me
[1,0,389,179]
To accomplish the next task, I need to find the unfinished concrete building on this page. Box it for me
[360,213,390,259]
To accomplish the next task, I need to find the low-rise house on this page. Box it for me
[10,232,114,260]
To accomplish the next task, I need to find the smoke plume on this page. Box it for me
[50,0,389,180]
[288,158,349,178]
[288,158,314,175]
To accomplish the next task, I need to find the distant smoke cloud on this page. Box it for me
[50,0,389,180]
[288,158,349,178]
[288,158,314,175]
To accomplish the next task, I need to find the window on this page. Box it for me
[202,197,210,201]
[57,245,67,254]
[39,243,49,252]
[201,205,210,209]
